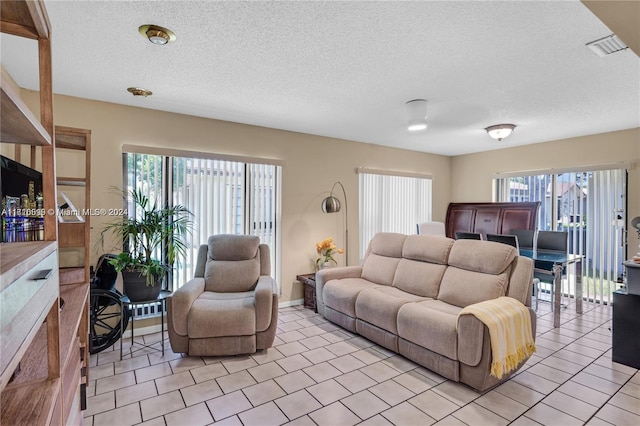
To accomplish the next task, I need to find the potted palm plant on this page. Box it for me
[100,189,193,302]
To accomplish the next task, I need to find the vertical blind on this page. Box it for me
[358,169,432,259]
[494,167,627,305]
[125,151,281,292]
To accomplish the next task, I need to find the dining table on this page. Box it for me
[519,248,584,328]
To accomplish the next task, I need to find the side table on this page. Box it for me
[296,273,317,312]
[120,290,172,360]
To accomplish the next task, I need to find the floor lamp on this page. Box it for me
[321,182,348,266]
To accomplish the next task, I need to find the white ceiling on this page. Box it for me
[1,0,639,156]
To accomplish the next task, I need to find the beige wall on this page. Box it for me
[11,89,640,301]
[450,128,640,258]
[19,91,451,303]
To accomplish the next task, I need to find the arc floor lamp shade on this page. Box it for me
[321,182,348,265]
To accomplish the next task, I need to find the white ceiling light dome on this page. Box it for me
[405,99,428,131]
[485,124,516,141]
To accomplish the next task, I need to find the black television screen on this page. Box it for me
[1,155,43,202]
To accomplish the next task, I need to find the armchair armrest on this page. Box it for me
[170,277,205,336]
[255,275,276,332]
[315,266,363,315]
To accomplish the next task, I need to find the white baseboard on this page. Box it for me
[278,298,304,308]
[123,298,306,337]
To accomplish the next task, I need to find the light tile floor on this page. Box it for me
[85,300,639,425]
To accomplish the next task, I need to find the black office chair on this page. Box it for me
[535,231,568,311]
[455,231,482,240]
[486,233,519,250]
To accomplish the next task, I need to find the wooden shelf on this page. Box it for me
[59,267,86,285]
[5,283,88,388]
[0,378,60,425]
[59,283,89,371]
[0,0,50,39]
[56,177,86,187]
[0,72,51,146]
[58,223,85,247]
[0,241,57,289]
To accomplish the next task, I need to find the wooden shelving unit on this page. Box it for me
[56,126,91,285]
[1,1,89,424]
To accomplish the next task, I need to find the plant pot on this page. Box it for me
[122,270,163,302]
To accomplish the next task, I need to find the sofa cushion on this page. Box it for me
[367,232,407,257]
[361,254,401,286]
[208,234,260,261]
[361,233,407,285]
[402,235,454,264]
[393,259,447,298]
[355,287,428,334]
[438,266,510,308]
[323,278,382,317]
[188,292,256,338]
[397,300,461,360]
[448,240,516,275]
[204,234,261,292]
[204,259,260,292]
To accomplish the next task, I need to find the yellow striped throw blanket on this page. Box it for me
[458,296,536,379]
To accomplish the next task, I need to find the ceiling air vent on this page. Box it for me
[586,34,628,57]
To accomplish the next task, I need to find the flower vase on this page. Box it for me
[321,262,331,270]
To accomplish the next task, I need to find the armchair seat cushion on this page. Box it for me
[188,292,256,338]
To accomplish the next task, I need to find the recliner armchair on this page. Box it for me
[167,234,278,356]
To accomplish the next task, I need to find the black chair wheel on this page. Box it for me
[90,289,130,354]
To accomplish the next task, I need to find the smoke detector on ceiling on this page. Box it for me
[586,34,628,57]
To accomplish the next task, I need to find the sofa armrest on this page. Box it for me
[457,306,536,367]
[170,277,205,336]
[315,266,363,315]
[255,275,276,332]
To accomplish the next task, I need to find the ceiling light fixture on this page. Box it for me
[485,124,516,141]
[138,24,176,45]
[405,99,427,131]
[127,87,153,97]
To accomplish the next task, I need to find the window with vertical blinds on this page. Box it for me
[494,165,628,305]
[358,168,432,259]
[124,148,282,292]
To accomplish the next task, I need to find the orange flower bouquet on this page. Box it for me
[316,237,344,269]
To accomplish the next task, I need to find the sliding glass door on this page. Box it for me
[125,152,281,291]
[495,167,627,304]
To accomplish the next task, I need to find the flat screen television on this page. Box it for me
[1,155,43,202]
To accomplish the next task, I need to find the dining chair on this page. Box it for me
[454,231,482,240]
[511,229,536,250]
[486,233,520,250]
[416,221,446,236]
[488,232,540,310]
[535,230,569,311]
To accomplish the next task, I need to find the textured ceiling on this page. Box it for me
[1,0,639,156]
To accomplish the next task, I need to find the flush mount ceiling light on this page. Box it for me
[127,87,153,97]
[138,24,176,45]
[485,124,516,141]
[405,99,428,131]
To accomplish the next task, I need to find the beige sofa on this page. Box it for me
[315,232,536,391]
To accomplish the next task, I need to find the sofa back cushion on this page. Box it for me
[361,233,406,286]
[437,240,516,307]
[392,235,454,297]
[402,235,454,264]
[393,259,447,298]
[204,234,261,292]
